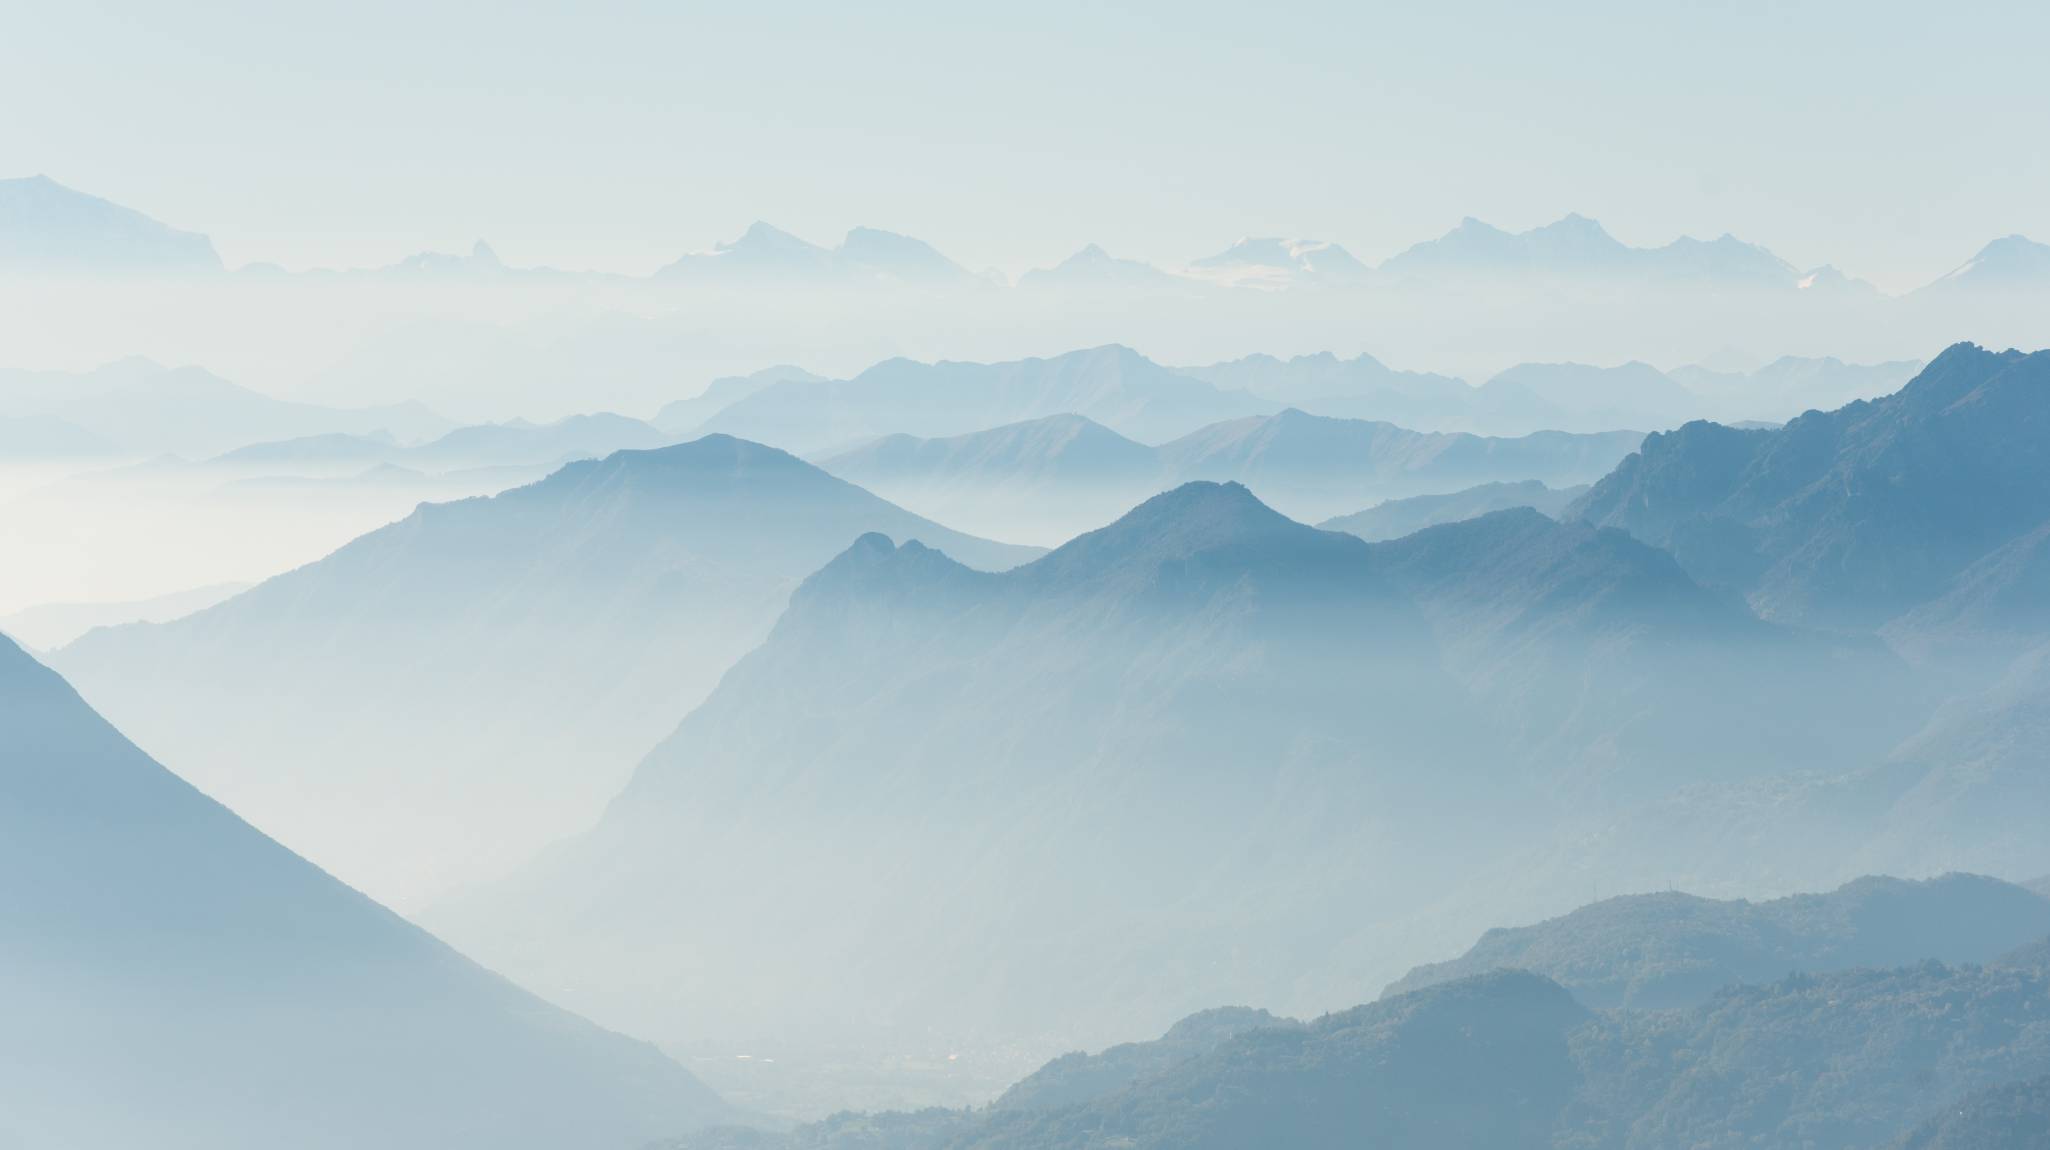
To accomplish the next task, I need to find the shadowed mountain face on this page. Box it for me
[1574,344,2050,632]
[1383,873,2050,1008]
[433,486,1915,1052]
[53,436,1039,907]
[695,345,1275,454]
[0,635,729,1150]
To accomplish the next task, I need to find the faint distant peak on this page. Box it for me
[1930,233,2050,289]
[0,174,223,273]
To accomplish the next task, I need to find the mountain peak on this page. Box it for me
[1023,481,1344,586]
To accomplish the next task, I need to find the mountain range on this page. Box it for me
[431,482,1917,1050]
[52,436,1039,906]
[815,409,1639,541]
[657,221,985,287]
[690,345,1278,454]
[10,177,2048,299]
[0,634,732,1149]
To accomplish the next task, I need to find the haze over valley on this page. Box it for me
[7,3,2050,1146]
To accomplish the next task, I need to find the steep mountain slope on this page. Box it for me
[0,175,221,273]
[1155,408,1641,523]
[435,487,1909,1053]
[55,436,1037,906]
[1318,479,1585,542]
[697,346,1276,454]
[0,636,729,1150]
[1383,873,2050,1008]
[1574,344,2050,631]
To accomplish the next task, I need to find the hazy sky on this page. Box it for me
[5,0,2046,289]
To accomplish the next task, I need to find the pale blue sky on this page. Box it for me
[4,0,2046,288]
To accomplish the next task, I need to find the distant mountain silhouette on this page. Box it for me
[818,413,1169,543]
[1384,874,2050,1008]
[1179,351,1472,423]
[1669,355,1924,423]
[1186,237,1372,288]
[200,412,670,480]
[0,581,247,652]
[819,409,1634,542]
[55,436,1038,906]
[1018,243,1180,289]
[0,635,730,1149]
[1319,480,1585,541]
[652,365,826,434]
[694,345,1276,454]
[1379,213,1814,290]
[657,222,978,286]
[1575,344,2050,631]
[0,413,107,458]
[0,175,221,273]
[1475,360,1701,432]
[0,359,450,457]
[1925,235,2050,293]
[1156,407,1642,521]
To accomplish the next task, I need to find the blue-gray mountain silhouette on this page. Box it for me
[0,635,731,1150]
[54,435,1039,906]
[0,175,221,273]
